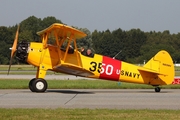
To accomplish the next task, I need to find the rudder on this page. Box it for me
[143,50,174,85]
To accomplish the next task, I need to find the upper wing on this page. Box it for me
[37,23,87,40]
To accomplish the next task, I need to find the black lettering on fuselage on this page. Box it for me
[121,70,124,75]
[163,63,171,67]
[125,71,129,76]
[133,73,136,78]
[121,70,140,79]
[137,74,140,79]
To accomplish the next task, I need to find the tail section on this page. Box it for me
[142,50,174,85]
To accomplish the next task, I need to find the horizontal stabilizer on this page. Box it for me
[138,67,167,76]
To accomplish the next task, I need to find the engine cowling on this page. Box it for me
[16,41,29,63]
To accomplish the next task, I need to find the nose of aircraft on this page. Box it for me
[16,41,29,63]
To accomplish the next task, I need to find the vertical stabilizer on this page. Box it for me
[143,50,174,85]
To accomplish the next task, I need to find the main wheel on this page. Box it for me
[32,78,48,92]
[29,78,36,92]
[155,87,161,92]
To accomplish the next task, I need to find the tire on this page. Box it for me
[32,78,48,92]
[29,78,36,92]
[155,87,161,92]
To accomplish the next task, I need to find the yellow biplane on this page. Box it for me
[8,23,175,92]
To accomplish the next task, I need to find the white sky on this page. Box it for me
[1,0,180,33]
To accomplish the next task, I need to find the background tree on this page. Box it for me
[0,26,13,64]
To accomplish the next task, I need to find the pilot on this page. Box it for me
[86,49,94,57]
[81,47,94,57]
[68,45,74,54]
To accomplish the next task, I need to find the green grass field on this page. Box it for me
[0,108,180,120]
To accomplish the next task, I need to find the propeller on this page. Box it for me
[7,25,20,75]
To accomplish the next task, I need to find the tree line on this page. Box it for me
[92,29,180,64]
[0,16,180,64]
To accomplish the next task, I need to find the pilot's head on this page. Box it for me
[87,49,92,55]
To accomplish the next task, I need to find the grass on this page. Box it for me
[0,79,180,89]
[0,71,58,75]
[0,65,34,71]
[0,108,180,120]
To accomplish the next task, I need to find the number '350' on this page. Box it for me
[89,61,113,75]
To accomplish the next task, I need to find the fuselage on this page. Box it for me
[16,42,162,86]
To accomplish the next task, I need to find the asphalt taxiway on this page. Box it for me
[0,89,180,109]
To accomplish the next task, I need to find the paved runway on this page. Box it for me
[0,89,180,109]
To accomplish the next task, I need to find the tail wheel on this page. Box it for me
[155,87,161,92]
[30,78,48,92]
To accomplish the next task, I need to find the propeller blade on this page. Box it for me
[7,58,13,75]
[11,25,20,57]
[7,25,20,75]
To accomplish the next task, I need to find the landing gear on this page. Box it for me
[29,78,48,92]
[154,86,161,92]
[29,78,36,92]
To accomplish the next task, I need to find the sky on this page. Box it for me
[1,0,180,34]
